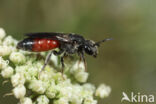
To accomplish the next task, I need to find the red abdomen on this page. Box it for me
[32,38,59,52]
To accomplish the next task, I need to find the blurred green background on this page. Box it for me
[0,0,156,104]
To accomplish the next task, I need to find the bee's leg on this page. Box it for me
[53,49,66,79]
[39,50,64,79]
[53,49,64,56]
[39,51,53,79]
[81,52,87,71]
[53,49,65,74]
[78,52,82,65]
[41,50,53,72]
[60,53,67,79]
[42,49,64,71]
[60,56,65,73]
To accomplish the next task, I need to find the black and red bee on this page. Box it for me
[17,32,112,73]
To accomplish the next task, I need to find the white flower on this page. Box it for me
[0,57,9,70]
[83,83,95,95]
[52,72,65,82]
[0,46,12,56]
[26,66,38,78]
[70,61,85,74]
[58,86,73,99]
[70,61,88,83]
[51,54,59,66]
[54,97,69,104]
[11,73,25,87]
[20,97,32,104]
[70,95,83,104]
[15,65,28,74]
[39,71,51,81]
[10,52,26,64]
[74,71,89,83]
[46,82,58,99]
[14,65,36,82]
[83,97,97,104]
[28,80,47,94]
[13,84,26,99]
[3,36,17,46]
[95,84,111,98]
[1,66,14,78]
[36,95,49,104]
[0,28,6,40]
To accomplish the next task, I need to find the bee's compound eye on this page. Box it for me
[84,46,93,55]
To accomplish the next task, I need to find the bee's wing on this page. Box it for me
[25,32,70,42]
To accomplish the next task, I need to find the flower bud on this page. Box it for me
[0,57,8,70]
[0,46,12,56]
[74,71,89,83]
[0,28,6,40]
[3,36,17,46]
[13,84,26,99]
[45,82,57,98]
[54,97,69,104]
[70,96,82,104]
[36,95,49,104]
[95,84,111,98]
[83,97,97,104]
[1,66,14,78]
[20,97,32,104]
[70,61,88,83]
[83,83,95,95]
[11,73,25,87]
[70,61,85,74]
[29,80,47,94]
[39,71,51,81]
[10,52,26,64]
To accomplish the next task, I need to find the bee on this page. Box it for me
[17,32,112,73]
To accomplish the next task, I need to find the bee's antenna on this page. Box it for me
[94,38,113,47]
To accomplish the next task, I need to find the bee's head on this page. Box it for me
[84,40,98,57]
[84,38,112,57]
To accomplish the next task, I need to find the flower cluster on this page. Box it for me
[0,28,111,104]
